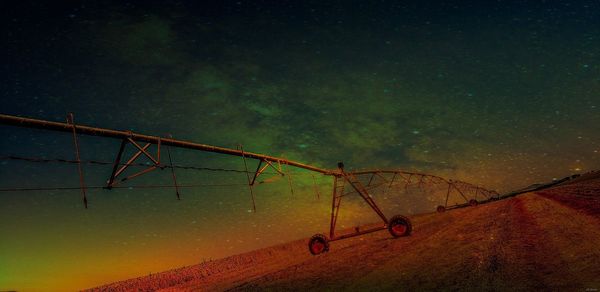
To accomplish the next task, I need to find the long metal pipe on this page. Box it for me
[0,113,334,175]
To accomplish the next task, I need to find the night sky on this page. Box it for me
[1,1,599,291]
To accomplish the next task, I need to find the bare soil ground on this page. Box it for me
[89,177,600,291]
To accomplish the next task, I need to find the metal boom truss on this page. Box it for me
[0,113,499,254]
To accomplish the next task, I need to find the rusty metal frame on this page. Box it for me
[348,170,497,213]
[327,164,392,242]
[238,145,291,212]
[105,136,161,188]
[0,113,500,246]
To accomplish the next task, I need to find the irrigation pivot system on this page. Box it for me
[0,113,498,255]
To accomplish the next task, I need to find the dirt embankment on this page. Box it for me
[89,179,600,291]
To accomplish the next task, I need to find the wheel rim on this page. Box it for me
[310,240,325,254]
[391,223,407,236]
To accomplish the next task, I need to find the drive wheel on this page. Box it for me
[436,205,446,213]
[469,199,478,206]
[308,234,329,255]
[388,215,412,237]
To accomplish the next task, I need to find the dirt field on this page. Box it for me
[89,177,600,291]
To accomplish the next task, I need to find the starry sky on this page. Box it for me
[1,1,599,291]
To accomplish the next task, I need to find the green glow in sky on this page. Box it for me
[1,1,599,291]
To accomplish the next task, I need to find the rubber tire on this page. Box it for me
[469,199,478,206]
[388,215,412,238]
[436,205,446,213]
[308,234,329,255]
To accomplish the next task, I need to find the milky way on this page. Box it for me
[1,1,599,290]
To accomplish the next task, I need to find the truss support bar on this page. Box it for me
[330,225,386,242]
[450,181,470,202]
[250,160,269,186]
[67,113,88,209]
[127,138,159,165]
[239,145,256,212]
[122,165,158,182]
[329,175,344,239]
[367,173,375,186]
[312,174,321,200]
[338,163,388,225]
[344,174,389,225]
[113,143,151,179]
[106,139,127,189]
[264,160,285,176]
[374,172,389,183]
[444,183,452,207]
[286,165,294,196]
[166,135,180,200]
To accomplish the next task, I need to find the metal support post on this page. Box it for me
[239,145,256,212]
[166,134,180,200]
[66,113,88,209]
